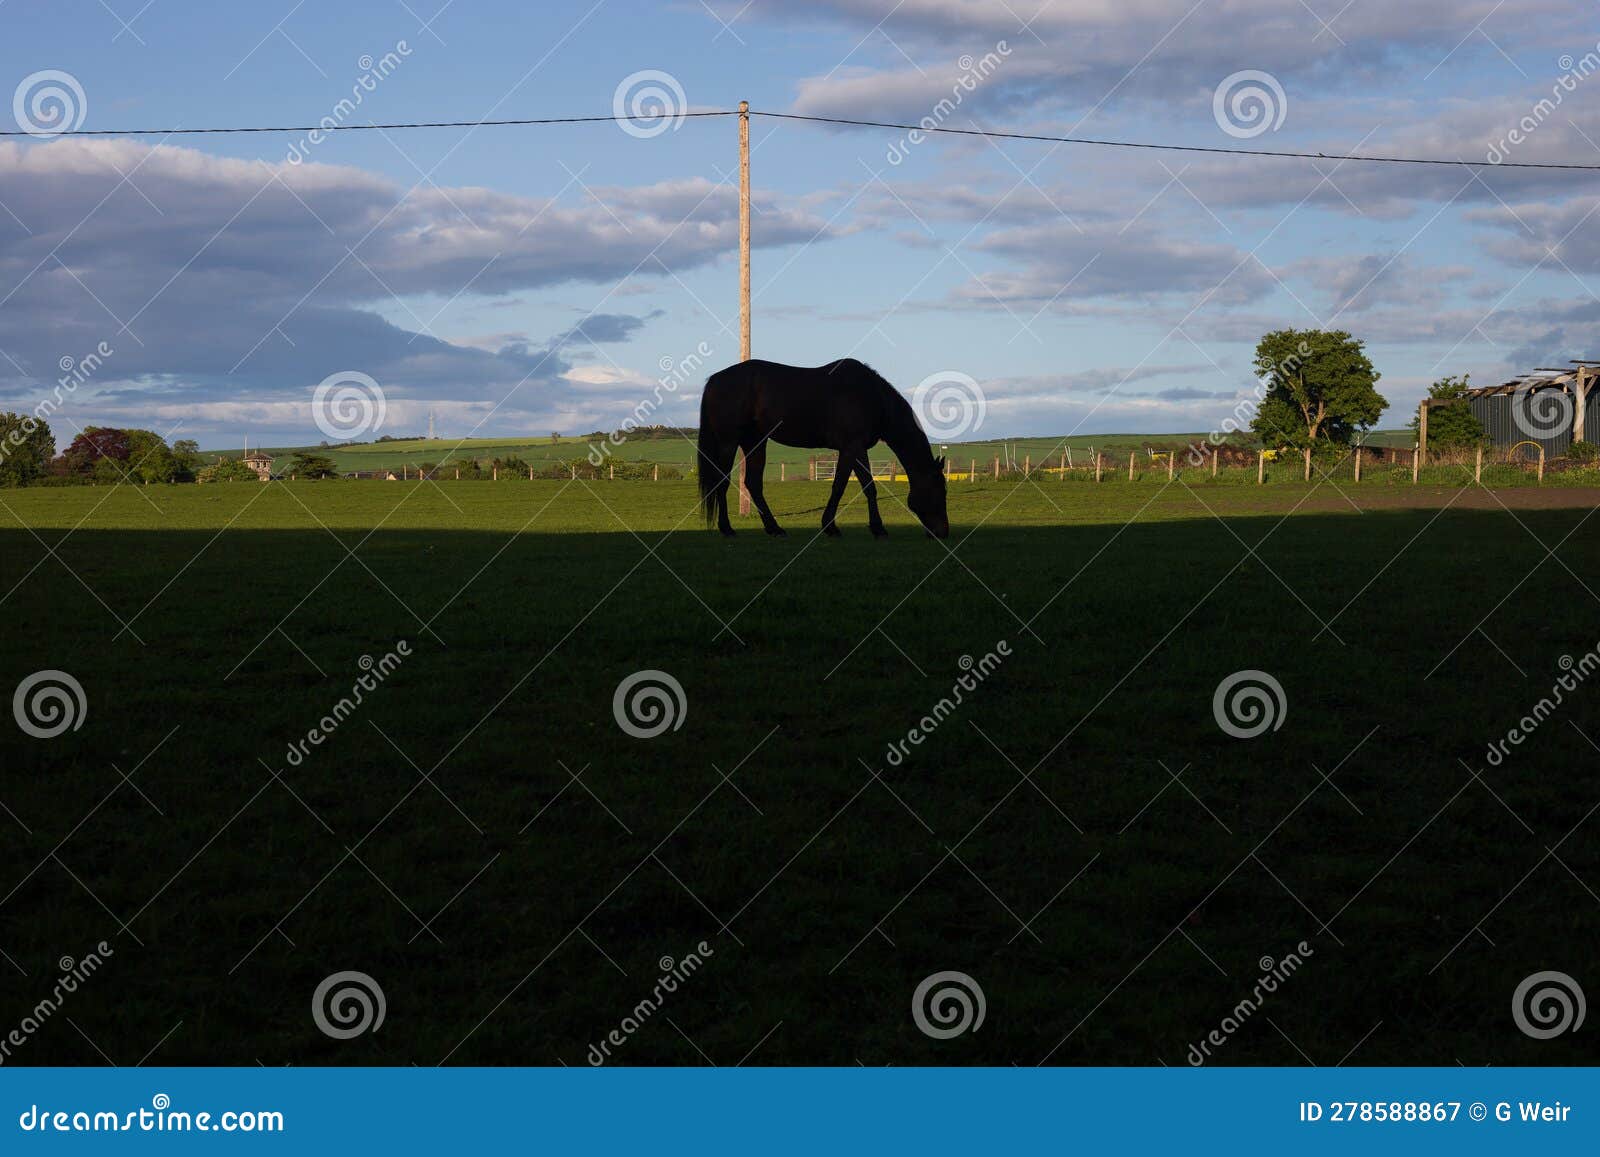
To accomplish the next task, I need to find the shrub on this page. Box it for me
[1568,439,1598,464]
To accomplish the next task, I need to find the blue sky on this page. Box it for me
[3,0,1599,448]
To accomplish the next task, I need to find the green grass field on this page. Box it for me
[208,428,1422,475]
[2,476,1596,1066]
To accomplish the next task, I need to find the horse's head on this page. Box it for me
[908,457,949,538]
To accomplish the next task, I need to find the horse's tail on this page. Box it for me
[696,381,720,526]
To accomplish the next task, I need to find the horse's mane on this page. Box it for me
[852,360,937,466]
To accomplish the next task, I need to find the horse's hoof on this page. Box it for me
[823,525,842,537]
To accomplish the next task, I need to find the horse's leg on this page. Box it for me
[850,453,888,537]
[820,454,854,537]
[740,442,785,536]
[711,441,738,537]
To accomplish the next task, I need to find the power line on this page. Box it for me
[752,111,1600,171]
[4,103,1597,171]
[0,111,739,137]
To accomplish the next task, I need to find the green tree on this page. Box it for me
[123,428,178,483]
[0,412,55,486]
[171,438,203,481]
[197,457,260,482]
[1409,373,1485,449]
[1250,329,1387,449]
[288,451,339,478]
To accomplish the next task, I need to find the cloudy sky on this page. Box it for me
[2,0,1599,448]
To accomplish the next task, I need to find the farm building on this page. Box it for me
[242,449,275,481]
[1423,362,1599,458]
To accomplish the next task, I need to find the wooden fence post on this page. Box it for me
[1167,452,1174,481]
[654,463,660,482]
[454,468,459,480]
[779,462,784,482]
[1211,447,1218,478]
[1095,452,1103,482]
[1412,446,1419,484]
[993,456,1000,480]
[1023,454,1030,478]
[609,464,614,480]
[1303,446,1311,482]
[1474,444,1482,484]
[1354,446,1362,482]
[529,466,534,480]
[1062,449,1068,479]
[1258,450,1265,484]
[570,464,576,480]
[1128,451,1135,482]
[1538,445,1546,483]
[809,456,816,482]
[969,458,975,483]
[492,466,498,480]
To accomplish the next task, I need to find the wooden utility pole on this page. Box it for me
[737,100,752,517]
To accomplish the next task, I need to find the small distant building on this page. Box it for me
[242,449,274,481]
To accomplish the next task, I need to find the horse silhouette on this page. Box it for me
[697,358,949,539]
